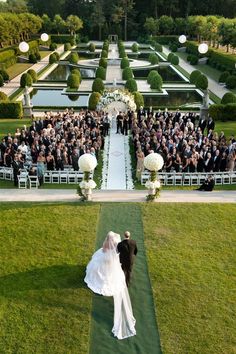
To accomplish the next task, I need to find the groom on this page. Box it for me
[117,231,138,286]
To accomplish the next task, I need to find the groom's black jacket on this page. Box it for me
[117,239,138,270]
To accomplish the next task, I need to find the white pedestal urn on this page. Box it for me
[144,153,164,201]
[78,154,97,201]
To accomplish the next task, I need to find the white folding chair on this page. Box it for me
[223,173,230,184]
[230,173,236,184]
[5,167,13,180]
[190,174,199,186]
[166,174,174,185]
[174,173,182,186]
[51,171,60,183]
[214,174,223,185]
[0,168,6,179]
[68,171,77,184]
[18,173,28,189]
[44,171,52,183]
[183,174,190,186]
[29,175,39,189]
[59,172,68,183]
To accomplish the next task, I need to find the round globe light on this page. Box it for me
[144,153,164,172]
[40,33,49,42]
[179,35,187,44]
[79,153,97,172]
[19,41,29,53]
[198,43,208,54]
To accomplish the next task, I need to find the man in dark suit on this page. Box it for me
[117,231,138,287]
[198,117,207,134]
[197,175,215,191]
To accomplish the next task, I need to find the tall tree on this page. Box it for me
[90,0,105,40]
[66,15,83,35]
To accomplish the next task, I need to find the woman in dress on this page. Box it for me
[84,231,136,340]
[136,146,144,181]
[37,151,45,186]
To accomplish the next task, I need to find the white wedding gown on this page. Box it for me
[84,232,136,340]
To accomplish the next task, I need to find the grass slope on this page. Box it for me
[0,203,100,354]
[142,203,236,354]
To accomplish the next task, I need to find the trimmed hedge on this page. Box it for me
[0,102,23,119]
[195,74,208,90]
[50,34,75,44]
[121,57,130,69]
[125,78,137,93]
[20,73,33,88]
[0,49,17,70]
[186,41,199,56]
[0,92,9,102]
[101,50,108,58]
[169,43,178,52]
[190,70,201,84]
[27,69,37,83]
[219,71,230,83]
[69,52,79,64]
[0,75,4,87]
[150,73,163,90]
[132,43,139,53]
[49,53,58,64]
[149,53,159,65]
[71,68,81,82]
[29,53,37,63]
[99,58,107,69]
[0,69,9,82]
[221,92,236,104]
[50,43,57,51]
[147,70,158,84]
[88,42,96,52]
[67,74,80,89]
[167,52,175,62]
[122,67,133,80]
[89,92,101,110]
[64,42,71,51]
[209,103,236,121]
[96,66,106,80]
[226,75,236,89]
[27,40,39,56]
[92,78,104,94]
[152,35,178,45]
[171,55,179,65]
[208,50,236,72]
[154,43,163,52]
[133,91,144,109]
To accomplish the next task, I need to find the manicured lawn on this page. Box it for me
[6,63,33,80]
[0,203,100,354]
[0,119,31,140]
[142,203,236,354]
[215,121,236,138]
[39,50,52,59]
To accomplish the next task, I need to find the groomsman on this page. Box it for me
[118,231,138,286]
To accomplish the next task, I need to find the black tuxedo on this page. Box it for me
[117,238,138,286]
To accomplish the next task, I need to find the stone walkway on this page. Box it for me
[0,189,235,203]
[162,46,230,99]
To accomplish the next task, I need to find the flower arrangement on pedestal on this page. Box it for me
[144,152,164,201]
[77,154,97,201]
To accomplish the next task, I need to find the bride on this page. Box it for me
[84,231,136,340]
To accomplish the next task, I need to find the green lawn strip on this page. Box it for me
[0,118,31,139]
[142,203,236,354]
[6,63,33,80]
[89,203,162,354]
[0,203,100,354]
[39,50,52,59]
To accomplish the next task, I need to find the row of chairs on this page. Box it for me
[141,171,236,186]
[43,170,93,184]
[0,167,13,181]
[18,172,39,189]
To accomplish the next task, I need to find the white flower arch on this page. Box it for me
[96,89,136,112]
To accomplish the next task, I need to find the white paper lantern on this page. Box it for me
[40,33,49,42]
[179,35,187,44]
[19,41,29,53]
[144,153,164,172]
[198,43,208,54]
[79,153,97,172]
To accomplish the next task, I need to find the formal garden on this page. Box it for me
[0,0,236,353]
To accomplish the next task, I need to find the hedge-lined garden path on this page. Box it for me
[89,203,162,354]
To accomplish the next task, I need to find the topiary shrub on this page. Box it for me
[219,71,230,83]
[190,55,199,65]
[67,74,80,89]
[150,73,163,90]
[125,78,137,93]
[54,52,60,61]
[88,42,96,52]
[92,78,104,94]
[99,58,107,69]
[29,54,37,64]
[208,104,224,121]
[171,55,179,65]
[27,69,37,83]
[0,91,9,102]
[35,52,41,61]
[96,66,106,80]
[50,43,57,51]
[89,92,101,110]
[20,73,33,88]
[195,74,208,90]
[167,52,175,62]
[147,70,158,84]
[121,57,130,69]
[122,67,133,80]
[101,50,108,58]
[149,53,159,65]
[132,43,139,53]
[169,43,178,52]
[69,52,79,64]
[224,103,236,121]
[49,53,58,64]
[0,102,23,118]
[64,42,71,51]
[70,38,76,46]
[226,75,236,89]
[221,92,236,104]
[71,68,81,82]
[0,69,9,82]
[133,91,144,109]
[0,75,4,87]
[190,70,201,84]
[154,43,163,52]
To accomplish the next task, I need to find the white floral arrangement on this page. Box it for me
[96,89,136,112]
[79,180,97,189]
[145,180,161,189]
[144,153,164,172]
[79,153,97,172]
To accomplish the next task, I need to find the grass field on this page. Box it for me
[0,203,235,354]
[0,119,31,140]
[6,63,33,80]
[0,203,100,354]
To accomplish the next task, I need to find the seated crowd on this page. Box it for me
[132,107,236,181]
[0,108,109,186]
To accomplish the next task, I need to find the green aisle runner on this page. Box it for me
[89,204,162,354]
